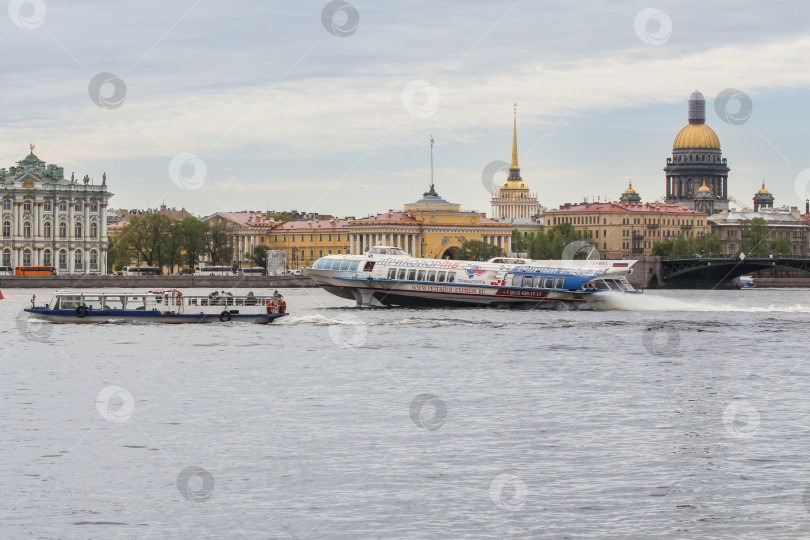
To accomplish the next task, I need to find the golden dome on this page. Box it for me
[757,181,769,194]
[500,179,527,190]
[673,123,720,149]
[624,181,636,194]
[698,180,711,193]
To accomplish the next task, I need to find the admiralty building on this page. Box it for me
[0,146,113,273]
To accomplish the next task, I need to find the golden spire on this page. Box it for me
[29,143,35,154]
[510,102,519,170]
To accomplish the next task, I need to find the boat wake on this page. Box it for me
[593,292,810,312]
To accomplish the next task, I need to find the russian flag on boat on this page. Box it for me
[613,262,629,267]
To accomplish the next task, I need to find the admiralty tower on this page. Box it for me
[491,104,539,223]
[663,90,730,215]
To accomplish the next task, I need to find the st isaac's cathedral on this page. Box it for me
[663,91,730,215]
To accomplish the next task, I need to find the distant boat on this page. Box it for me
[739,276,755,288]
[25,290,288,324]
[305,245,640,308]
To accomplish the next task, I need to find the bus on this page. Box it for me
[195,265,234,276]
[0,266,13,276]
[120,266,163,276]
[15,265,58,276]
[237,268,267,276]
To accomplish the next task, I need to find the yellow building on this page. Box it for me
[348,186,513,258]
[545,196,710,259]
[268,219,351,269]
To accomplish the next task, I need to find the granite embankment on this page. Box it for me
[0,274,317,289]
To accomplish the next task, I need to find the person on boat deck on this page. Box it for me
[272,290,283,300]
[246,291,255,297]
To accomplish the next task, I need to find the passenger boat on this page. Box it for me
[24,290,288,323]
[738,275,755,288]
[305,246,640,308]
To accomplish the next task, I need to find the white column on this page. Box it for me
[349,234,354,254]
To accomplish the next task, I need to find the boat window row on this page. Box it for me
[312,259,361,271]
[508,274,566,289]
[386,268,456,283]
[189,296,268,306]
[56,295,147,311]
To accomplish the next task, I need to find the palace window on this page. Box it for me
[43,249,52,267]
[90,201,98,212]
[23,200,32,213]
[59,249,67,268]
[337,234,341,241]
[2,248,10,267]
[89,221,98,238]
[319,234,323,241]
[74,249,83,268]
[23,221,32,239]
[2,199,10,211]
[2,220,10,238]
[59,200,67,212]
[23,248,31,266]
[301,235,305,242]
[310,234,314,241]
[59,222,67,239]
[90,249,98,267]
[75,200,83,212]
[75,221,83,238]
[44,199,52,212]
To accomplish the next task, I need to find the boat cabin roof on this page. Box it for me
[368,245,409,256]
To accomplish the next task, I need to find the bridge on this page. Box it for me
[660,255,810,286]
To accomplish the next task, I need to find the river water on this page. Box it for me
[2,286,810,539]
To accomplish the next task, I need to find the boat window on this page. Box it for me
[427,270,436,281]
[511,275,522,287]
[543,277,553,288]
[82,295,103,310]
[103,296,125,310]
[554,278,564,289]
[407,269,417,280]
[447,272,455,283]
[339,260,351,271]
[397,269,406,279]
[416,270,425,281]
[437,271,446,282]
[313,259,322,269]
[126,296,147,310]
[364,262,375,271]
[388,268,397,279]
[59,295,81,310]
[349,262,359,271]
[522,276,534,287]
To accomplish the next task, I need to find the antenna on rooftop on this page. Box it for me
[430,135,435,193]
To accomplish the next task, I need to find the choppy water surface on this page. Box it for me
[2,286,810,539]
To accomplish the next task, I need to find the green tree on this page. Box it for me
[272,214,291,222]
[651,240,673,256]
[671,234,692,257]
[180,217,206,269]
[160,219,185,274]
[106,233,134,272]
[250,244,269,269]
[119,213,173,267]
[456,240,505,261]
[511,229,528,255]
[204,220,233,265]
[771,236,792,255]
[741,217,769,255]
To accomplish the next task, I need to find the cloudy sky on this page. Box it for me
[2,0,810,218]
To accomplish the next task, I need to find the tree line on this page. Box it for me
[108,214,233,273]
[652,217,792,257]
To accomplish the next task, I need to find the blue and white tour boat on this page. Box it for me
[25,290,288,323]
[305,246,640,308]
